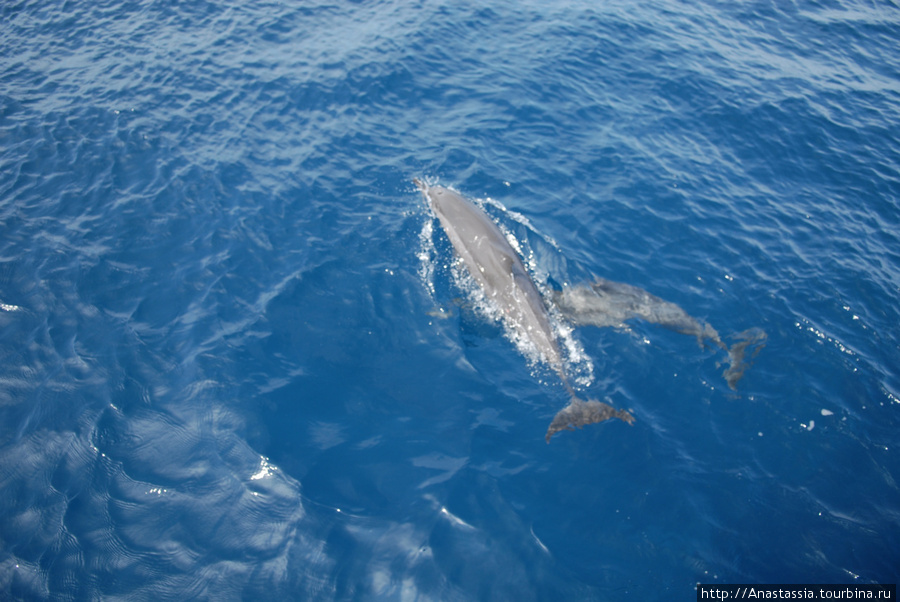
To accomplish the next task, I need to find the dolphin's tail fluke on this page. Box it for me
[546,398,634,443]
[720,328,768,390]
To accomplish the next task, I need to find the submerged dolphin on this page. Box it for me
[415,179,634,442]
[554,280,767,389]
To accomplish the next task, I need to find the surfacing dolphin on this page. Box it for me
[415,179,634,442]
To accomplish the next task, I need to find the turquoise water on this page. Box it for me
[1,0,898,599]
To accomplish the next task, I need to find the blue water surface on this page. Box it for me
[1,0,899,599]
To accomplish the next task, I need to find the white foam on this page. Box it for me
[416,217,436,298]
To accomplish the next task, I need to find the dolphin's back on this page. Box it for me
[420,183,561,368]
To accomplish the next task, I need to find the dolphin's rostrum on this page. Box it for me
[415,179,764,442]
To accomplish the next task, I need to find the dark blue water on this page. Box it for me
[2,0,899,599]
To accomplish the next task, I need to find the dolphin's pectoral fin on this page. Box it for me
[545,399,634,443]
[720,328,767,390]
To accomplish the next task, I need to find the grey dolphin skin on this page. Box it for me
[415,179,634,442]
[553,280,767,389]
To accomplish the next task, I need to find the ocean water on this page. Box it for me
[1,0,899,599]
